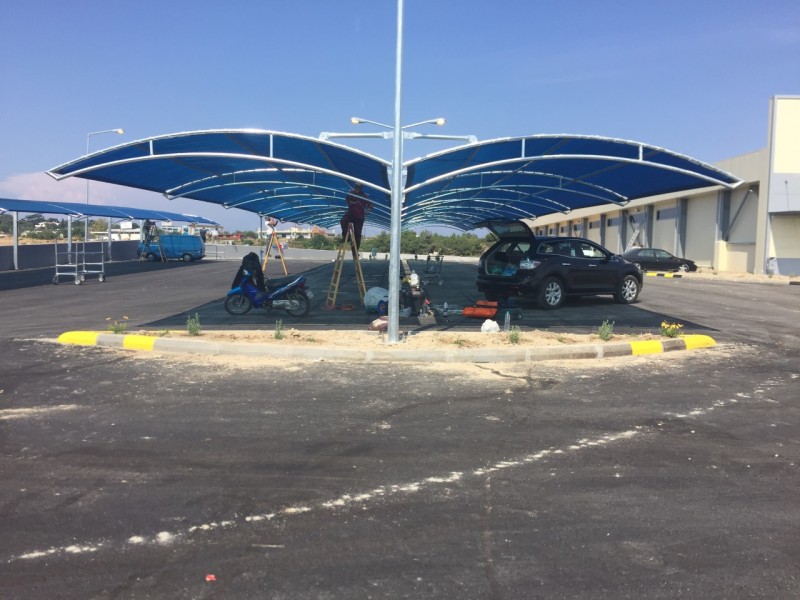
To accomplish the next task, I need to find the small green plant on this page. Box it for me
[453,336,466,347]
[598,320,614,341]
[158,329,170,337]
[186,313,201,336]
[274,320,285,340]
[106,316,129,334]
[660,321,684,338]
[508,326,521,344]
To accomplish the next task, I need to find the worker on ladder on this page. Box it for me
[142,219,155,246]
[340,183,373,253]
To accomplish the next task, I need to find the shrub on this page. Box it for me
[660,321,684,338]
[107,316,129,334]
[598,320,614,341]
[186,313,201,336]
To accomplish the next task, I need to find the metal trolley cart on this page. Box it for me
[422,254,444,285]
[53,241,106,285]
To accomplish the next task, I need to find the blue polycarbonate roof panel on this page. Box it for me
[48,131,742,232]
[402,135,742,230]
[49,130,391,230]
[0,198,219,225]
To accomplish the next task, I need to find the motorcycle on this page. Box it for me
[225,268,312,317]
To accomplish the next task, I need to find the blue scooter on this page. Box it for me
[225,268,312,317]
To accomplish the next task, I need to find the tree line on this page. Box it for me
[2,215,496,257]
[0,214,111,240]
[290,229,493,257]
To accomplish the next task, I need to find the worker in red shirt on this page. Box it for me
[340,182,373,249]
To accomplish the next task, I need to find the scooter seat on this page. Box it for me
[265,275,300,291]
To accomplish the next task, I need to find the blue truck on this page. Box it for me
[138,234,205,262]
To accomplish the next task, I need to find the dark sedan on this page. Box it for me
[622,248,697,272]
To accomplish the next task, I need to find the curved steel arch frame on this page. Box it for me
[48,130,742,232]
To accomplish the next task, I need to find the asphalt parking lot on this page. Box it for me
[1,256,799,599]
[1,253,796,343]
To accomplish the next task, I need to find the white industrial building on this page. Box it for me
[527,95,800,276]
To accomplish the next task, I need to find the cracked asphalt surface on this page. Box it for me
[1,258,799,598]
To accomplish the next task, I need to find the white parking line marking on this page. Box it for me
[10,398,739,563]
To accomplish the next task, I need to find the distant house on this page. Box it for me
[273,225,334,240]
[34,220,59,230]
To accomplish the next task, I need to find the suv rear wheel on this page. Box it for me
[538,277,565,309]
[614,275,641,304]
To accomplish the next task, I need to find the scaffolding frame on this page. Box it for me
[53,237,106,284]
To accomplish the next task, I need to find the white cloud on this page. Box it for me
[0,172,85,202]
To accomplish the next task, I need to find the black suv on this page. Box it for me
[476,220,643,309]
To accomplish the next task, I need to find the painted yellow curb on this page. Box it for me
[54,331,719,362]
[681,334,717,349]
[57,331,100,346]
[122,335,157,351]
[630,340,666,355]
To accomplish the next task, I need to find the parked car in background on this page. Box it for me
[621,247,697,272]
[476,220,643,309]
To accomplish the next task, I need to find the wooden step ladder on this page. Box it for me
[325,224,366,308]
[140,227,166,262]
[261,230,288,275]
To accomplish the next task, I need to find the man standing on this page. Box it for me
[340,183,372,249]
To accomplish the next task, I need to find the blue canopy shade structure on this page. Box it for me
[0,198,219,225]
[403,135,743,230]
[47,130,391,230]
[47,130,742,232]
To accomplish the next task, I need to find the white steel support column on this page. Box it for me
[387,0,405,344]
[12,211,19,270]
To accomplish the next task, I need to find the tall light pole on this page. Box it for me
[321,116,475,343]
[85,128,124,204]
[319,0,475,343]
[389,0,405,345]
[347,116,446,343]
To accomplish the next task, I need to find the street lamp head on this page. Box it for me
[87,128,126,139]
[434,118,446,126]
[350,116,393,130]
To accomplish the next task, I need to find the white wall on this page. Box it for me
[586,217,602,244]
[652,200,677,252]
[770,214,800,275]
[685,193,717,267]
[604,212,622,254]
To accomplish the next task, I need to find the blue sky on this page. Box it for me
[1,0,798,232]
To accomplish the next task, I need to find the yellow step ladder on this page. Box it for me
[325,224,366,308]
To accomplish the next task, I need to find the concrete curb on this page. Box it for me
[56,331,717,364]
[641,271,800,285]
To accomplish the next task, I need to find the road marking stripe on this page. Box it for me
[57,331,100,346]
[630,340,665,355]
[122,335,156,351]
[13,387,747,565]
[682,334,716,350]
